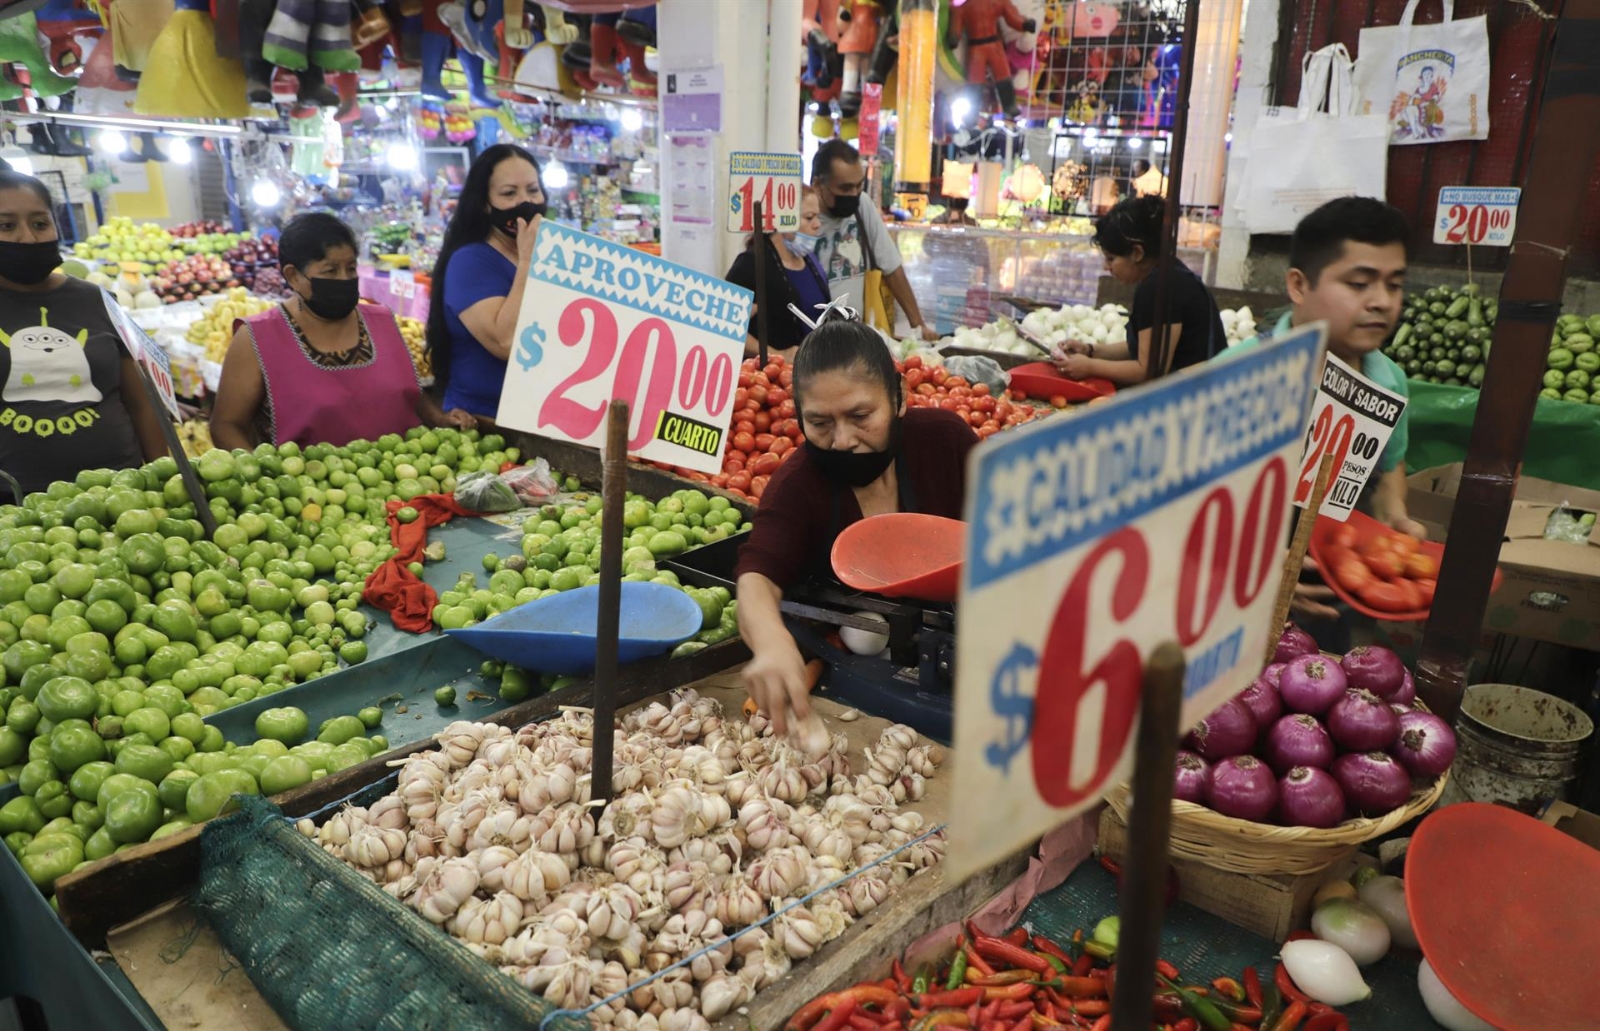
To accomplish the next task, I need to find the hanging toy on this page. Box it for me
[836,0,881,119]
[615,6,656,90]
[100,0,173,84]
[135,0,250,117]
[1066,78,1101,125]
[261,0,363,77]
[419,0,454,102]
[35,0,103,78]
[1000,0,1044,109]
[240,0,336,106]
[436,0,499,108]
[585,13,625,88]
[506,4,577,101]
[946,0,1037,119]
[0,13,81,100]
[802,0,845,138]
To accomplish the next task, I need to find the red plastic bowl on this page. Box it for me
[1006,362,1116,403]
[831,513,963,602]
[1309,510,1501,621]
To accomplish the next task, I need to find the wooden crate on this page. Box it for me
[1097,806,1373,942]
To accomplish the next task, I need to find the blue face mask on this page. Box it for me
[789,232,822,254]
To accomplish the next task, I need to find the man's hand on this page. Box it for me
[1291,554,1340,622]
[742,639,813,737]
[1388,515,1428,540]
[1054,353,1093,379]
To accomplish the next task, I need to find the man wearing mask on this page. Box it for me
[810,139,938,341]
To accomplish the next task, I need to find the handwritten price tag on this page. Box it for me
[727,151,802,234]
[391,268,416,300]
[1292,354,1406,521]
[949,324,1326,880]
[101,291,179,418]
[1435,186,1519,247]
[498,222,753,474]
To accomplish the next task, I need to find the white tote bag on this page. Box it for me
[1353,0,1490,144]
[1243,45,1390,235]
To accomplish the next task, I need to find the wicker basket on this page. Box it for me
[1105,773,1448,876]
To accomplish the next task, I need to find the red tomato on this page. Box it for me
[1356,580,1412,612]
[752,411,772,432]
[931,367,949,387]
[1358,534,1395,558]
[947,376,969,390]
[968,411,986,427]
[767,388,788,406]
[776,399,797,420]
[916,383,936,396]
[735,387,749,409]
[732,431,756,452]
[973,396,996,414]
[1390,533,1419,559]
[752,371,770,388]
[769,436,792,455]
[779,368,793,389]
[1364,549,1406,581]
[940,398,961,412]
[1334,557,1375,591]
[738,370,754,388]
[734,418,755,436]
[727,471,752,492]
[904,355,923,370]
[972,382,991,397]
[764,363,782,382]
[751,453,782,477]
[977,426,996,439]
[980,420,1000,434]
[905,368,926,389]
[750,474,771,496]
[753,433,776,452]
[1321,544,1354,572]
[723,456,745,474]
[1415,578,1437,607]
[1049,395,1068,409]
[1405,552,1440,579]
[711,473,729,488]
[748,384,770,406]
[743,398,761,414]
[949,386,972,402]
[1330,524,1359,550]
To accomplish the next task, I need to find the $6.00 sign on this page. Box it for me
[949,325,1326,880]
[497,222,753,474]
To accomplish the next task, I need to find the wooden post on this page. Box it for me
[1264,453,1335,666]
[130,358,217,539]
[1418,0,1600,722]
[1109,642,1187,1031]
[753,199,771,366]
[1147,0,1203,380]
[591,400,629,804]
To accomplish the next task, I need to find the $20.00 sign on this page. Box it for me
[1293,353,1406,521]
[498,223,753,474]
[950,325,1326,880]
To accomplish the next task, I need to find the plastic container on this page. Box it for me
[1440,683,1594,813]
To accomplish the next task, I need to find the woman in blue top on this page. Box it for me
[426,144,545,422]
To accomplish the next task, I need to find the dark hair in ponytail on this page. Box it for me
[1091,194,1166,261]
[792,319,902,415]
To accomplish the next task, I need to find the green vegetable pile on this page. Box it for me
[1540,313,1600,405]
[0,427,748,901]
[1383,283,1494,389]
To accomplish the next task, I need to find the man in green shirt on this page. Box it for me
[1233,197,1424,622]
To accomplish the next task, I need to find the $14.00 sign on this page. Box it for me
[728,152,802,234]
[949,324,1326,880]
[497,222,754,473]
[1292,353,1406,521]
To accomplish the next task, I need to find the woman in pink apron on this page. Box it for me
[210,213,475,450]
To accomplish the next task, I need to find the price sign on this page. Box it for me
[498,221,753,474]
[949,324,1326,880]
[101,290,179,418]
[727,151,802,234]
[858,83,883,157]
[1293,354,1406,521]
[1435,186,1520,247]
[391,268,416,300]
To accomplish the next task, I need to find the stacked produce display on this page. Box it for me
[0,427,757,902]
[302,702,946,1021]
[186,289,277,363]
[1382,284,1492,390]
[937,302,1257,358]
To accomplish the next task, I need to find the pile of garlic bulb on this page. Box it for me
[301,690,945,1030]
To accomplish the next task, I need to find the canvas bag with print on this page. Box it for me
[1353,0,1490,145]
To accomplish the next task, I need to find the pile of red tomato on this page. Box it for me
[647,354,1045,503]
[1322,522,1441,612]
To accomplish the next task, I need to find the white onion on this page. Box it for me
[1418,958,1497,1031]
[1310,898,1390,966]
[1279,940,1372,1005]
[839,612,890,655]
[1357,875,1419,950]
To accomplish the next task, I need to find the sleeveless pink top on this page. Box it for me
[241,303,421,447]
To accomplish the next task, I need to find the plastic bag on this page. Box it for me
[1543,503,1597,543]
[500,458,559,506]
[453,470,521,513]
[942,354,1007,396]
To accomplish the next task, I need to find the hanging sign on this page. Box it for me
[858,83,884,157]
[1293,354,1406,521]
[102,291,179,418]
[497,222,753,474]
[390,268,417,300]
[949,324,1327,880]
[727,151,803,234]
[1434,186,1519,247]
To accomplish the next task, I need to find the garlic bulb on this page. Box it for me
[410,856,480,924]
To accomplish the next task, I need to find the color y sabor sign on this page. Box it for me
[950,324,1326,880]
[101,290,179,419]
[1293,354,1406,521]
[728,151,802,234]
[497,222,753,474]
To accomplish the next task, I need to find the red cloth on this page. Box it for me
[362,493,477,633]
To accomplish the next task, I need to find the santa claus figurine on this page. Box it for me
[947,0,1036,118]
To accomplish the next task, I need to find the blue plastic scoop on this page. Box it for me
[445,581,705,673]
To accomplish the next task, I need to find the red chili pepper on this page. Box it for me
[1061,999,1108,1018]
[966,1004,980,1026]
[894,959,912,992]
[1210,977,1245,1004]
[1302,1014,1345,1031]
[878,979,900,992]
[1089,1017,1111,1031]
[922,988,984,1009]
[816,999,859,1031]
[968,971,1036,988]
[882,1024,903,1031]
[910,1009,971,1031]
[848,1014,880,1031]
[994,1000,1034,1019]
[982,984,1037,1002]
[1070,954,1093,978]
[1156,959,1181,983]
[1097,855,1123,877]
[1274,965,1310,1007]
[1006,927,1031,947]
[790,997,834,1031]
[1305,1004,1333,1018]
[1028,1013,1062,1030]
[1267,1001,1307,1031]
[1173,1021,1199,1031]
[1051,977,1106,999]
[974,938,1055,976]
[1150,995,1185,1023]
[1008,1015,1031,1031]
[980,1000,1001,1024]
[965,947,997,978]
[1032,935,1072,965]
[1242,969,1263,1009]
[1283,931,1317,943]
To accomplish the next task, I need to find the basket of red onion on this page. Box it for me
[1108,624,1454,875]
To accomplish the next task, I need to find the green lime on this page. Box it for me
[434,685,457,707]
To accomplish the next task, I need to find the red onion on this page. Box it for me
[1261,662,1286,688]
[1339,646,1407,699]
[1264,713,1336,774]
[1207,755,1279,821]
[1183,698,1258,761]
[1278,766,1348,828]
[1173,750,1209,804]
[1390,668,1417,706]
[1332,752,1413,815]
[1390,711,1457,777]
[1279,655,1348,715]
[1326,689,1401,752]
[1237,677,1283,735]
[1274,623,1319,664]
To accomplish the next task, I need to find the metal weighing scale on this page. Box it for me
[666,535,958,743]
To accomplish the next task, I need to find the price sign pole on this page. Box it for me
[752,199,770,365]
[590,399,630,805]
[1265,453,1334,667]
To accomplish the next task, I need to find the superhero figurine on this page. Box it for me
[36,0,102,77]
[946,0,1037,118]
[0,12,79,101]
[836,0,881,119]
[803,0,845,137]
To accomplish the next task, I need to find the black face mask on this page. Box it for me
[803,418,901,488]
[491,201,547,236]
[0,240,61,286]
[825,192,861,219]
[298,276,361,321]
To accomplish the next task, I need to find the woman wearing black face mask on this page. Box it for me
[425,143,546,423]
[0,170,167,504]
[733,314,979,734]
[211,212,474,451]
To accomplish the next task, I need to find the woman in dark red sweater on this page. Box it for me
[735,317,979,733]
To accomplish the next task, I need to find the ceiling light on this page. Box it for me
[385,142,418,171]
[96,129,127,155]
[620,108,643,132]
[168,138,192,164]
[543,160,569,190]
[251,180,282,207]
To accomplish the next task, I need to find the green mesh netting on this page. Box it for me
[1023,863,1433,1029]
[193,794,587,1031]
